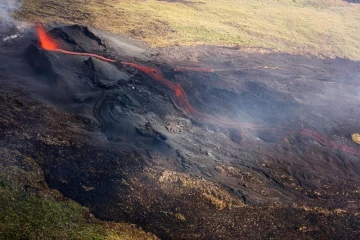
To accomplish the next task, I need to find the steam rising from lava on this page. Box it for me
[35,24,360,156]
[0,0,22,34]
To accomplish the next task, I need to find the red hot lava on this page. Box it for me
[36,23,116,63]
[35,24,360,156]
[36,23,58,50]
[174,67,215,73]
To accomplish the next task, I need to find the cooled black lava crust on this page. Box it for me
[1,25,360,239]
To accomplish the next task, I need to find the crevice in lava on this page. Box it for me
[49,25,107,51]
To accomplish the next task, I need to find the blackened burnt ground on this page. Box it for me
[0,25,360,239]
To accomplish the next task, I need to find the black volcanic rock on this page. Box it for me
[1,24,360,239]
[25,44,57,79]
[50,25,107,52]
[84,57,130,88]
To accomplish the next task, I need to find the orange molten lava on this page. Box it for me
[174,67,215,73]
[36,23,59,50]
[54,49,117,63]
[36,24,116,63]
[298,129,360,156]
[35,24,360,156]
[122,63,274,130]
[118,63,360,156]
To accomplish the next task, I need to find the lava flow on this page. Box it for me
[174,67,215,73]
[36,23,116,63]
[35,23,360,156]
[121,62,266,130]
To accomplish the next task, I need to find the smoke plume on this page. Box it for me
[0,0,22,34]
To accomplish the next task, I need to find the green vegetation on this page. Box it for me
[0,93,158,239]
[0,186,101,239]
[19,0,360,60]
[0,176,156,240]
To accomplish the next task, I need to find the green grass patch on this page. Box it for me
[0,177,157,240]
[0,186,106,239]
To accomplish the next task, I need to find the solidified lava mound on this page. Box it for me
[1,25,360,239]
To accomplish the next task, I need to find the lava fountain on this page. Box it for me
[35,23,360,156]
[36,23,58,50]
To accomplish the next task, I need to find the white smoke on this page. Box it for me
[0,0,22,34]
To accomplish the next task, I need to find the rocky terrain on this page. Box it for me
[0,24,360,239]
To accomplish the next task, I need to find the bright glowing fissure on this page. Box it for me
[36,23,360,156]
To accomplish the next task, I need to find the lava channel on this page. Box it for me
[35,23,360,156]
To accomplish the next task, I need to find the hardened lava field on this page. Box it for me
[0,25,360,239]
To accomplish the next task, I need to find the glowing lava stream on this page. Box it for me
[36,23,116,63]
[36,23,360,156]
[174,67,215,73]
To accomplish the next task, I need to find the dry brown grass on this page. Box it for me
[351,133,360,144]
[18,0,360,59]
